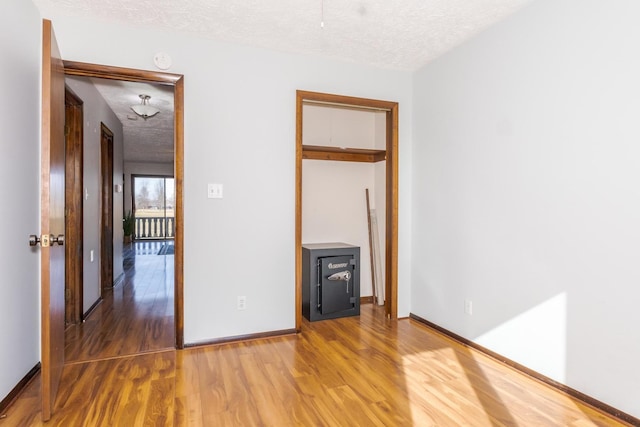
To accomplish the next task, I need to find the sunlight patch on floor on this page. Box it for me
[402,346,494,426]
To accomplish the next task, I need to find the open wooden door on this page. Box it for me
[41,19,66,421]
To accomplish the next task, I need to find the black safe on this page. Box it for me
[302,243,360,322]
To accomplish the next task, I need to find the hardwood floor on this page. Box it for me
[0,243,632,425]
[64,240,175,363]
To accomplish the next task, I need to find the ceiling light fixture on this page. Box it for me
[131,94,160,120]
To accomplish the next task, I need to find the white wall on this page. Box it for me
[43,15,413,342]
[65,77,124,312]
[412,0,640,418]
[0,0,41,402]
[302,105,386,297]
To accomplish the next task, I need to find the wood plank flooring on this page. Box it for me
[64,240,175,363]
[0,241,632,426]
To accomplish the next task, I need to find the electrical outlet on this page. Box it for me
[237,296,246,310]
[464,299,473,315]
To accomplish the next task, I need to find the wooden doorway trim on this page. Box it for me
[100,123,114,293]
[63,60,185,349]
[295,90,399,330]
[65,87,84,324]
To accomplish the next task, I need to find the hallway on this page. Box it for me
[64,240,175,363]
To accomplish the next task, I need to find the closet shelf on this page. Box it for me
[302,145,386,163]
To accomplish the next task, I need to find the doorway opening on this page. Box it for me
[295,90,399,330]
[63,61,185,349]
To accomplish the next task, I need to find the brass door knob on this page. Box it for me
[29,235,40,246]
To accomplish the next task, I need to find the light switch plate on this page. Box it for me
[207,183,223,199]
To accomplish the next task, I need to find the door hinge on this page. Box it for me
[65,288,71,301]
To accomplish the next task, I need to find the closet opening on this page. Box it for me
[295,90,399,330]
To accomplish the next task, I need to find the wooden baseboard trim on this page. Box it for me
[409,313,639,426]
[184,328,298,348]
[82,297,102,321]
[0,363,40,416]
[360,296,374,304]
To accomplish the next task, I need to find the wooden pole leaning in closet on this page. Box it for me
[366,189,377,304]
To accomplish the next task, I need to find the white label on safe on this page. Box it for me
[328,263,348,269]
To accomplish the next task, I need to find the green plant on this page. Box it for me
[123,210,135,237]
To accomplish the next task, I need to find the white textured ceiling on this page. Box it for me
[34,0,531,71]
[42,0,532,164]
[89,78,174,164]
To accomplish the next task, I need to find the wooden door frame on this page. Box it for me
[63,60,185,349]
[295,90,399,330]
[100,123,114,293]
[64,87,84,324]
